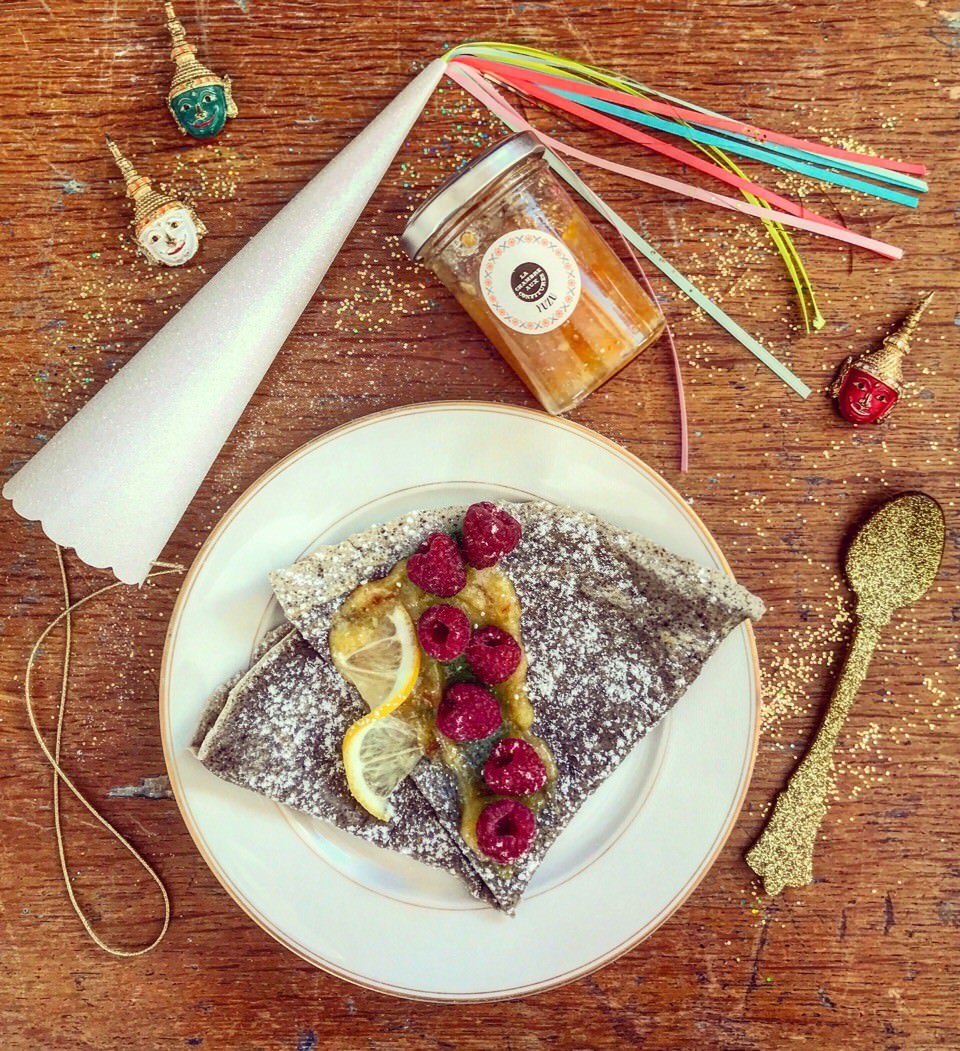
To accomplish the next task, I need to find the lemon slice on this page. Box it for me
[332,601,423,819]
[342,712,422,821]
[330,603,420,712]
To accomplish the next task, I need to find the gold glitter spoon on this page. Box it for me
[747,492,945,895]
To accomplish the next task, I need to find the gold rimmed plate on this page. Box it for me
[160,402,760,1002]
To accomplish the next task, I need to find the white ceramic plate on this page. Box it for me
[160,402,760,1002]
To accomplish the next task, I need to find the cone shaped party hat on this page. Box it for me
[4,60,445,583]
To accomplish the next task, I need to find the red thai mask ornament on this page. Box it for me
[832,366,899,424]
[828,292,934,425]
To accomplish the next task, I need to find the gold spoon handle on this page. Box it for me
[746,617,883,894]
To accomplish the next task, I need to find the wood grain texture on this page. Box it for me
[1,0,958,1047]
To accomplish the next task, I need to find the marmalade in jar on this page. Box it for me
[401,132,664,415]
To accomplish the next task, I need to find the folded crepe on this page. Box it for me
[196,501,763,912]
[195,622,495,904]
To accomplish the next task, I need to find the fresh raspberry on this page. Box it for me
[465,625,521,684]
[475,799,536,864]
[436,683,502,742]
[406,532,467,598]
[483,737,548,796]
[461,502,522,569]
[417,604,470,662]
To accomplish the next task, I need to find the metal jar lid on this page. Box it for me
[400,131,545,260]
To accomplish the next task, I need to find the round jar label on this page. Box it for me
[480,229,581,334]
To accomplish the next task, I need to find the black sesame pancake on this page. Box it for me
[411,504,763,910]
[267,500,763,912]
[195,624,495,905]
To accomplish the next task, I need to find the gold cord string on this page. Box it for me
[25,545,184,957]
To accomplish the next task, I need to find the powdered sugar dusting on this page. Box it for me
[197,629,492,903]
[408,503,763,910]
[201,501,763,912]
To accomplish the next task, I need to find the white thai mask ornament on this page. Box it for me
[105,135,206,267]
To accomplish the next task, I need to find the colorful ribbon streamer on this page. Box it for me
[451,54,928,195]
[444,43,931,340]
[448,43,927,177]
[446,63,812,402]
[447,61,902,262]
[452,56,917,238]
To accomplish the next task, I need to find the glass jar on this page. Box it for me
[401,132,664,415]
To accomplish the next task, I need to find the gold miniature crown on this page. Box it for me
[854,292,934,393]
[106,135,183,235]
[165,1,236,111]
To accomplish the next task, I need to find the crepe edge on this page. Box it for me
[269,499,764,630]
[194,623,296,760]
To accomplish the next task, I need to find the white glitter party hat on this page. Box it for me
[4,61,445,584]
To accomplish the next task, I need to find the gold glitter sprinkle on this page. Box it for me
[746,493,945,895]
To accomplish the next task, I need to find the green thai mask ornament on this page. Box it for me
[165,2,237,140]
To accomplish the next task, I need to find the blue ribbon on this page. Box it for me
[546,85,921,208]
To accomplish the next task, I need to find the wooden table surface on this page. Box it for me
[2,0,958,1046]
